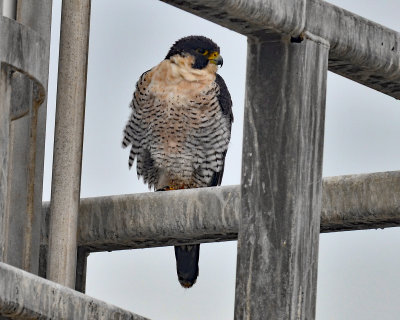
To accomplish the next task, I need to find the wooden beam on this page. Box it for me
[234,34,328,319]
[47,0,91,288]
[39,171,400,253]
[162,0,400,99]
[0,262,149,320]
[0,13,49,274]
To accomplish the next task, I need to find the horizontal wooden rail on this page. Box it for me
[161,0,400,99]
[40,171,400,252]
[321,171,400,232]
[0,262,149,319]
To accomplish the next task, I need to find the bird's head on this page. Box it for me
[165,36,223,70]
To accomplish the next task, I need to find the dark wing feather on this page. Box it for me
[209,74,233,187]
[215,74,233,126]
[122,70,149,149]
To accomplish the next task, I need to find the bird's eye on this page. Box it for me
[196,48,208,56]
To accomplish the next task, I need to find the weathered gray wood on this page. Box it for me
[321,171,400,232]
[0,55,12,320]
[39,245,89,293]
[306,0,400,100]
[0,262,150,320]
[41,186,240,251]
[0,16,48,87]
[39,171,400,253]
[0,1,51,276]
[161,0,400,99]
[0,66,13,264]
[9,74,31,120]
[6,73,34,272]
[47,0,91,288]
[75,247,89,293]
[161,0,306,37]
[0,69,43,275]
[0,10,48,272]
[234,34,328,319]
[17,0,53,276]
[17,0,54,40]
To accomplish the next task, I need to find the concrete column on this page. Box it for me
[234,34,329,319]
[47,0,91,288]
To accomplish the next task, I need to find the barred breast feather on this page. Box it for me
[122,58,233,190]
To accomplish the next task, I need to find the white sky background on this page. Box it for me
[43,1,400,319]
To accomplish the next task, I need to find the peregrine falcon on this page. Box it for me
[122,36,233,288]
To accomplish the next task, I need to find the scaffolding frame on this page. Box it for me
[1,0,400,319]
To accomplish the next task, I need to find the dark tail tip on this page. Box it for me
[174,244,200,288]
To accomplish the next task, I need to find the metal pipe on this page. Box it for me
[47,0,91,288]
[2,0,16,19]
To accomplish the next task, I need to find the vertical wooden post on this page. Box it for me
[0,66,13,264]
[6,74,35,271]
[0,0,52,276]
[234,34,329,319]
[47,0,91,288]
[75,247,89,293]
[16,0,53,275]
[0,68,44,276]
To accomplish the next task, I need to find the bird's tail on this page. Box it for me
[174,244,200,288]
[156,187,200,288]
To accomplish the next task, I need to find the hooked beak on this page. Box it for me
[209,53,223,67]
[214,55,223,67]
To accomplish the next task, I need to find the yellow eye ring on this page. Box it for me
[208,51,219,60]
